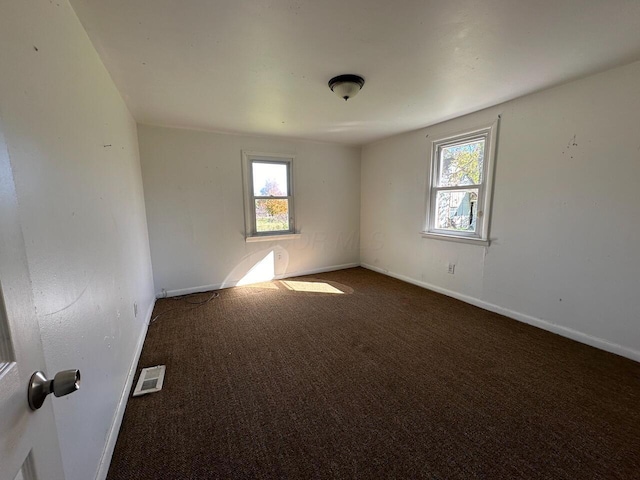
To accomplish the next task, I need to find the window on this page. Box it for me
[423,121,498,244]
[242,152,296,240]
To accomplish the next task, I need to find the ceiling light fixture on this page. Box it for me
[328,74,365,101]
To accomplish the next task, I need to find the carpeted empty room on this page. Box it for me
[6,2,640,480]
[107,268,640,479]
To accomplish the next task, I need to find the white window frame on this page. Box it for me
[422,120,498,245]
[242,151,297,241]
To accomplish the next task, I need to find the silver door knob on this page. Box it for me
[28,369,81,410]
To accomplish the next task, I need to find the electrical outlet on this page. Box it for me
[447,263,455,274]
[133,302,138,317]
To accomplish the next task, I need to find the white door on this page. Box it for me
[0,115,65,478]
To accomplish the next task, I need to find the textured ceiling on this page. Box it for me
[70,0,640,145]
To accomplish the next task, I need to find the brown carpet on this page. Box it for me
[107,267,640,479]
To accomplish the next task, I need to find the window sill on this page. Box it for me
[245,233,301,243]
[420,231,490,246]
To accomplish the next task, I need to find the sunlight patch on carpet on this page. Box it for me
[280,280,344,294]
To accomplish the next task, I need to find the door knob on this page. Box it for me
[28,369,81,410]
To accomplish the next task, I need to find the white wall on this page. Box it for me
[0,1,155,479]
[361,60,640,361]
[139,125,360,295]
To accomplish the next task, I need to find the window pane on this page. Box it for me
[435,189,479,232]
[255,199,290,232]
[252,162,288,196]
[438,139,485,187]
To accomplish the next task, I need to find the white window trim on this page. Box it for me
[242,151,297,241]
[422,119,498,245]
[245,233,301,243]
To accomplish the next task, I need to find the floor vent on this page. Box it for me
[133,365,166,397]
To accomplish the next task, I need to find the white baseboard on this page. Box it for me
[95,299,155,480]
[361,263,640,363]
[158,262,360,298]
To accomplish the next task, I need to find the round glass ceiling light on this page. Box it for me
[328,74,365,101]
